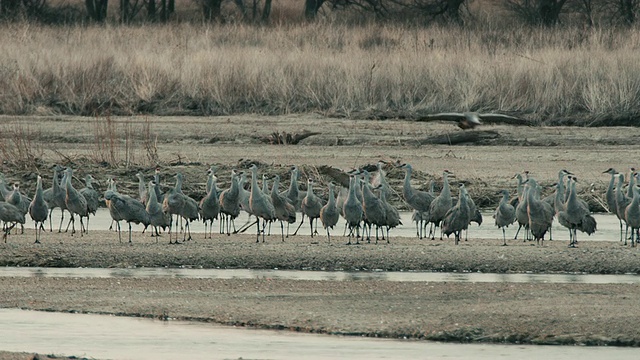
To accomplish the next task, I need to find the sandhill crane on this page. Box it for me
[43,165,69,233]
[319,182,340,244]
[136,172,148,205]
[248,164,276,243]
[494,190,516,246]
[6,183,29,234]
[199,169,220,239]
[625,173,640,247]
[153,168,164,203]
[283,165,303,211]
[556,176,596,247]
[146,180,171,241]
[0,201,25,243]
[219,170,241,235]
[442,183,470,245]
[297,178,324,238]
[603,168,623,242]
[104,190,150,244]
[398,163,434,239]
[542,170,572,211]
[361,179,386,243]
[464,192,483,241]
[343,174,364,245]
[271,174,296,242]
[162,173,199,243]
[514,173,530,241]
[614,173,631,245]
[524,178,554,246]
[428,170,453,240]
[63,168,88,236]
[79,175,99,233]
[378,184,401,243]
[371,161,391,196]
[28,175,48,244]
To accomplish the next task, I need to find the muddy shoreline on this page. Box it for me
[0,232,639,274]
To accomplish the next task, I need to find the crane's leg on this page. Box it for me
[129,223,133,244]
[624,224,630,245]
[292,214,305,236]
[255,218,261,243]
[34,221,40,244]
[280,221,285,242]
[514,224,522,240]
[619,219,623,242]
[48,208,54,232]
[116,221,122,243]
[502,228,507,246]
[262,220,268,243]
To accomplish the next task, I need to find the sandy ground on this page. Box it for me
[2,115,640,355]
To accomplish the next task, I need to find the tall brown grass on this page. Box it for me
[1,22,640,124]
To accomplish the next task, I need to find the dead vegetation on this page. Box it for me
[1,23,640,125]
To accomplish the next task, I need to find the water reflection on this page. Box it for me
[0,309,638,360]
[1,267,639,284]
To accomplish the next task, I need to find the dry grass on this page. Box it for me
[1,22,640,123]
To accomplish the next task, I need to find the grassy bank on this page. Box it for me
[1,22,640,124]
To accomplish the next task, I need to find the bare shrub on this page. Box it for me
[92,115,161,168]
[0,123,43,169]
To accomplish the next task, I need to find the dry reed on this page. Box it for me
[1,22,639,123]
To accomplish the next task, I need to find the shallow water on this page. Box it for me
[2,266,639,284]
[1,309,638,360]
[78,208,623,243]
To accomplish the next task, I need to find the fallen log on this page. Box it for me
[414,130,501,145]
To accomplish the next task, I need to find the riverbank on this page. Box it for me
[1,231,639,274]
[1,276,639,347]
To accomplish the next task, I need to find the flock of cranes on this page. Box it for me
[0,162,639,247]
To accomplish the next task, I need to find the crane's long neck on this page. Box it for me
[65,170,73,192]
[516,175,524,200]
[307,182,313,198]
[271,176,280,196]
[206,173,213,194]
[403,168,412,198]
[557,172,567,198]
[615,175,624,199]
[348,177,357,200]
[251,169,260,197]
[35,177,44,201]
[175,175,183,193]
[52,168,61,191]
[442,173,450,196]
[501,192,509,205]
[229,174,239,197]
[607,173,615,196]
[328,184,335,206]
[631,182,640,207]
[627,172,635,198]
[262,175,269,194]
[566,180,579,208]
[147,182,157,205]
[138,175,145,195]
[86,176,94,190]
[289,170,298,193]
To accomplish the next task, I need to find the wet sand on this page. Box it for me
[1,230,640,349]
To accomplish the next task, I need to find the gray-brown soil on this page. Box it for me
[2,115,640,354]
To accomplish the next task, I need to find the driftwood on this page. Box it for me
[317,165,350,187]
[414,130,500,145]
[257,130,321,145]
